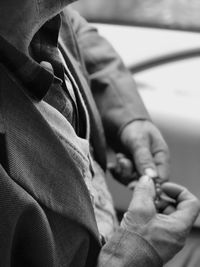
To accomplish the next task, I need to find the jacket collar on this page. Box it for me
[0,15,62,101]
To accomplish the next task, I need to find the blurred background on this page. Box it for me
[73,0,200,31]
[72,0,200,230]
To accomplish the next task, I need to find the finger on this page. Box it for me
[128,181,138,190]
[162,183,200,226]
[129,175,156,213]
[154,150,170,182]
[133,142,157,176]
[107,162,116,171]
[107,162,121,179]
[161,182,188,199]
[155,194,176,212]
[108,161,137,185]
[155,198,169,212]
[173,197,200,228]
[116,153,136,174]
[107,162,119,175]
[117,154,139,183]
[118,157,134,177]
[163,205,176,215]
[150,129,170,181]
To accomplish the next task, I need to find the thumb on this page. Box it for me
[129,175,156,212]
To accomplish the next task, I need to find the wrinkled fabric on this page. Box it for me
[0,0,161,265]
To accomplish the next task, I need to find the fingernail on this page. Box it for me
[145,168,157,178]
[140,175,152,183]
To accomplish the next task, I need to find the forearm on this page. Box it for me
[67,7,151,146]
[76,21,150,141]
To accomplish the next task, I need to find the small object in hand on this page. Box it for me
[144,168,176,206]
[152,178,176,205]
[108,153,137,186]
[144,169,162,202]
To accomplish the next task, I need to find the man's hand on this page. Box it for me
[107,153,136,186]
[121,176,200,263]
[120,120,170,181]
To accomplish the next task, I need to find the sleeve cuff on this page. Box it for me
[98,227,163,267]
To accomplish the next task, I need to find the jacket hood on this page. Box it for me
[0,0,77,53]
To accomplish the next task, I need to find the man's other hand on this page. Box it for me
[120,120,170,181]
[121,176,200,263]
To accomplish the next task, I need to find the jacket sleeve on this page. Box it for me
[66,7,151,146]
[97,227,162,267]
[0,162,162,267]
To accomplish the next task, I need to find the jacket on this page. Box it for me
[0,6,161,267]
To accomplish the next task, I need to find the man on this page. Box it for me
[0,0,199,266]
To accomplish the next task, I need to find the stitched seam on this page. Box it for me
[122,229,163,266]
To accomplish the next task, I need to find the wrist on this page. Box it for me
[118,119,150,144]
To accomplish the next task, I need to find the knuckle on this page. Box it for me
[154,139,170,159]
[182,187,190,195]
[191,197,200,212]
[135,184,149,194]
